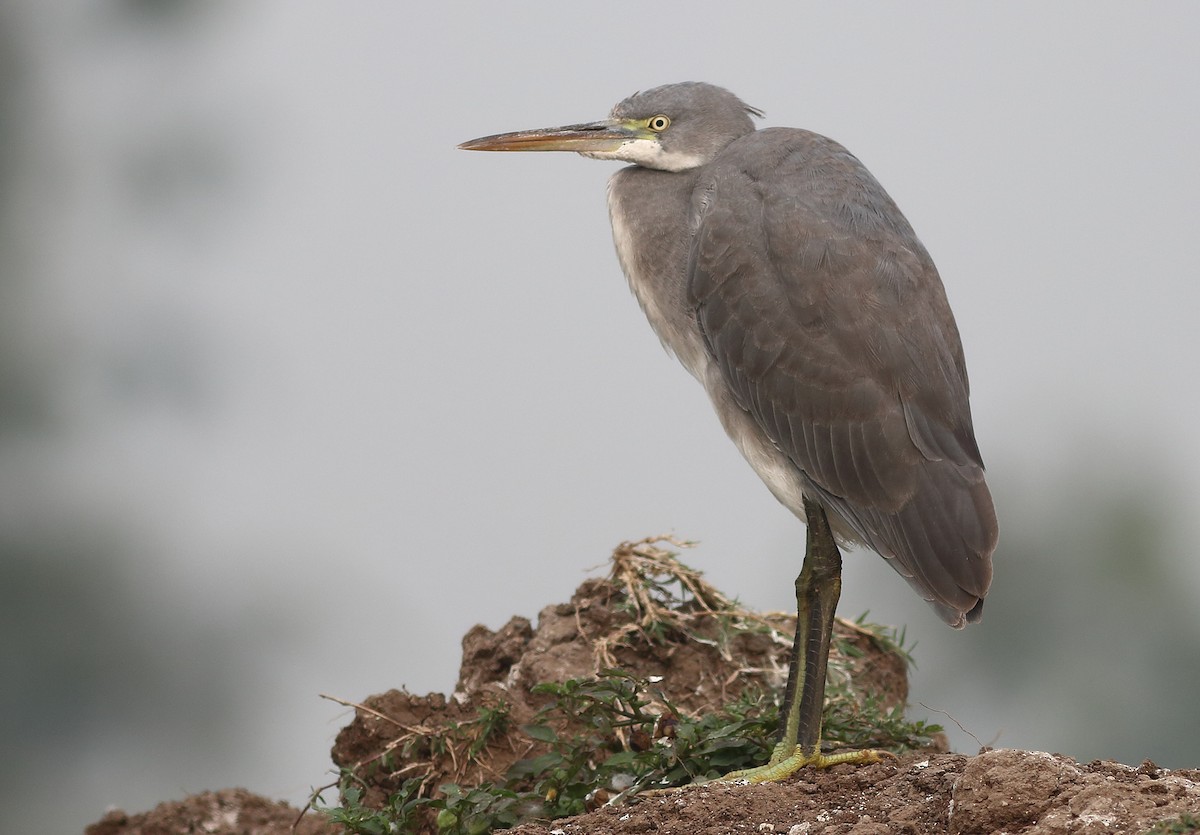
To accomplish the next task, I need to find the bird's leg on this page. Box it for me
[718,498,891,783]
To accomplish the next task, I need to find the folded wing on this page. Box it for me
[688,128,997,626]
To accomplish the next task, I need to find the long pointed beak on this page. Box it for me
[458,120,638,153]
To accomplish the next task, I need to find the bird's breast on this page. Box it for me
[607,166,709,380]
[606,165,819,521]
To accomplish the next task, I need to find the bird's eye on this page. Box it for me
[647,115,671,132]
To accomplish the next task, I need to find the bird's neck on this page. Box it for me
[607,166,708,379]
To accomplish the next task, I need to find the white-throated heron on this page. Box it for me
[459,82,997,783]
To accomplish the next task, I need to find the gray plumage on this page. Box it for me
[461,81,997,628]
[607,83,995,626]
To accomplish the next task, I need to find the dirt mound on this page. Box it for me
[320,538,934,833]
[505,751,1200,834]
[328,539,913,812]
[84,788,337,835]
[82,538,1200,834]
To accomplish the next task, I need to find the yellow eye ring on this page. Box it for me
[647,115,671,132]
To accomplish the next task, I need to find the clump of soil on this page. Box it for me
[84,788,338,835]
[84,538,1200,835]
[328,537,912,814]
[505,752,1200,835]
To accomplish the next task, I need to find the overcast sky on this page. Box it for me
[3,3,1199,833]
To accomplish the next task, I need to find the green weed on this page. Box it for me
[319,667,938,834]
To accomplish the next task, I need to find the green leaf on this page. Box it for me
[521,723,558,743]
[506,751,563,778]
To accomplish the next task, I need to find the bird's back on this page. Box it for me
[681,127,997,626]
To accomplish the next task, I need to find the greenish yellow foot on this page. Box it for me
[717,743,897,784]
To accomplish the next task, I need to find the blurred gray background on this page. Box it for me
[2,2,1199,833]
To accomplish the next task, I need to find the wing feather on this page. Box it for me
[688,128,996,625]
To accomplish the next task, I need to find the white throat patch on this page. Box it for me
[582,139,704,173]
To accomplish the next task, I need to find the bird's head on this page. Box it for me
[459,82,762,173]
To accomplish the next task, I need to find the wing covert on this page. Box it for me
[687,128,995,622]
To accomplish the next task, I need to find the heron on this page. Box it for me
[459,82,997,783]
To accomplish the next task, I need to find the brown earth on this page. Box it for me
[505,753,1200,835]
[85,539,1200,835]
[327,545,912,814]
[84,787,338,835]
